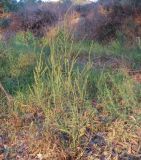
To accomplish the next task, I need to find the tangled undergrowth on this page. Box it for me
[0,32,141,160]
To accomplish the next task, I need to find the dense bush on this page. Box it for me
[0,18,11,28]
[73,0,141,43]
[15,4,58,37]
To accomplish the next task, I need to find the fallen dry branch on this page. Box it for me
[0,82,13,107]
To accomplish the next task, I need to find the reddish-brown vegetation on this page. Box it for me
[1,1,141,43]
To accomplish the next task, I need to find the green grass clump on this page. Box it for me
[0,32,45,94]
[16,34,96,150]
[97,70,137,118]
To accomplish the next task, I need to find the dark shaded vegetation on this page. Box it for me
[0,0,141,42]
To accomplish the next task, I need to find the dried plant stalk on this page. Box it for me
[0,82,13,107]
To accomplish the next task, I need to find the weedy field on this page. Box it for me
[0,31,141,160]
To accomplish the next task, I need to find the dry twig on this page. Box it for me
[0,82,13,106]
